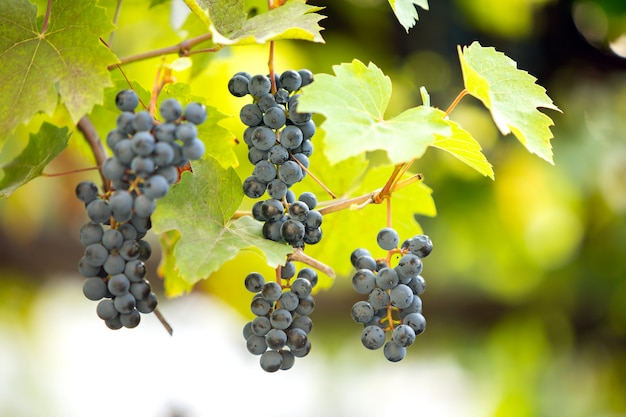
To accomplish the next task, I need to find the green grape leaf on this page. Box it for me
[206,1,325,45]
[433,120,495,179]
[297,59,451,165]
[0,122,70,198]
[0,0,118,136]
[151,158,292,287]
[158,83,238,168]
[388,0,429,32]
[458,42,561,164]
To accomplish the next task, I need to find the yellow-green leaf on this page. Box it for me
[458,41,561,164]
[388,0,429,32]
[433,120,495,179]
[298,59,451,165]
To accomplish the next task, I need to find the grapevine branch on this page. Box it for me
[104,33,216,70]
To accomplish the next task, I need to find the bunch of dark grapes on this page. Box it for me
[228,70,323,249]
[228,69,315,200]
[75,89,207,329]
[242,262,317,372]
[350,227,432,362]
[250,191,323,249]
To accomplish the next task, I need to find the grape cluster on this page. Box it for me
[75,90,207,329]
[229,69,323,249]
[251,191,323,248]
[242,262,317,372]
[228,69,315,200]
[350,227,432,362]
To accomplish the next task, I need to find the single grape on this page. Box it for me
[133,194,156,217]
[390,284,414,309]
[246,335,268,355]
[175,123,198,145]
[368,288,391,310]
[182,138,205,160]
[78,256,102,278]
[86,199,111,224]
[286,328,308,351]
[291,315,313,334]
[408,275,426,295]
[267,179,288,200]
[280,219,305,244]
[260,350,282,372]
[153,142,175,166]
[251,316,272,336]
[116,111,136,135]
[75,180,99,203]
[101,229,123,250]
[297,268,318,288]
[265,328,287,350]
[113,138,135,165]
[252,160,277,183]
[119,240,141,261]
[120,310,141,328]
[279,70,302,92]
[280,350,295,371]
[105,128,127,150]
[290,278,312,299]
[83,277,107,301]
[298,192,317,210]
[304,210,323,230]
[402,312,426,335]
[96,299,118,321]
[248,147,268,165]
[409,235,433,258]
[399,295,422,316]
[130,156,155,178]
[103,253,125,275]
[291,340,312,358]
[248,74,272,97]
[261,281,282,302]
[228,74,250,97]
[383,341,406,362]
[297,120,316,140]
[257,93,277,113]
[184,102,207,125]
[105,316,123,330]
[107,273,130,296]
[354,255,377,271]
[262,217,286,241]
[129,281,151,300]
[250,296,272,316]
[278,291,299,311]
[277,160,303,185]
[267,143,289,165]
[261,199,284,221]
[376,267,399,290]
[251,126,277,151]
[80,222,104,246]
[114,293,136,314]
[244,272,265,292]
[351,269,376,294]
[274,88,290,105]
[84,243,108,267]
[240,104,263,127]
[115,89,139,112]
[263,106,287,130]
[280,261,296,279]
[143,175,170,200]
[242,176,267,198]
[397,253,423,279]
[391,324,416,347]
[132,110,153,132]
[351,301,375,324]
[159,98,183,122]
[377,227,400,250]
[109,190,133,222]
[361,325,386,350]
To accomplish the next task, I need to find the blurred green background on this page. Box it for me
[1,0,626,416]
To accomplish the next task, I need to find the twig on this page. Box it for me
[76,116,110,192]
[105,33,214,70]
[108,0,123,46]
[153,307,173,335]
[288,248,335,278]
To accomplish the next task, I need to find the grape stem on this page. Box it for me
[153,307,174,335]
[108,0,124,46]
[103,33,215,70]
[42,166,101,177]
[76,116,111,192]
[288,152,337,199]
[268,41,277,94]
[445,88,469,116]
[288,248,335,278]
